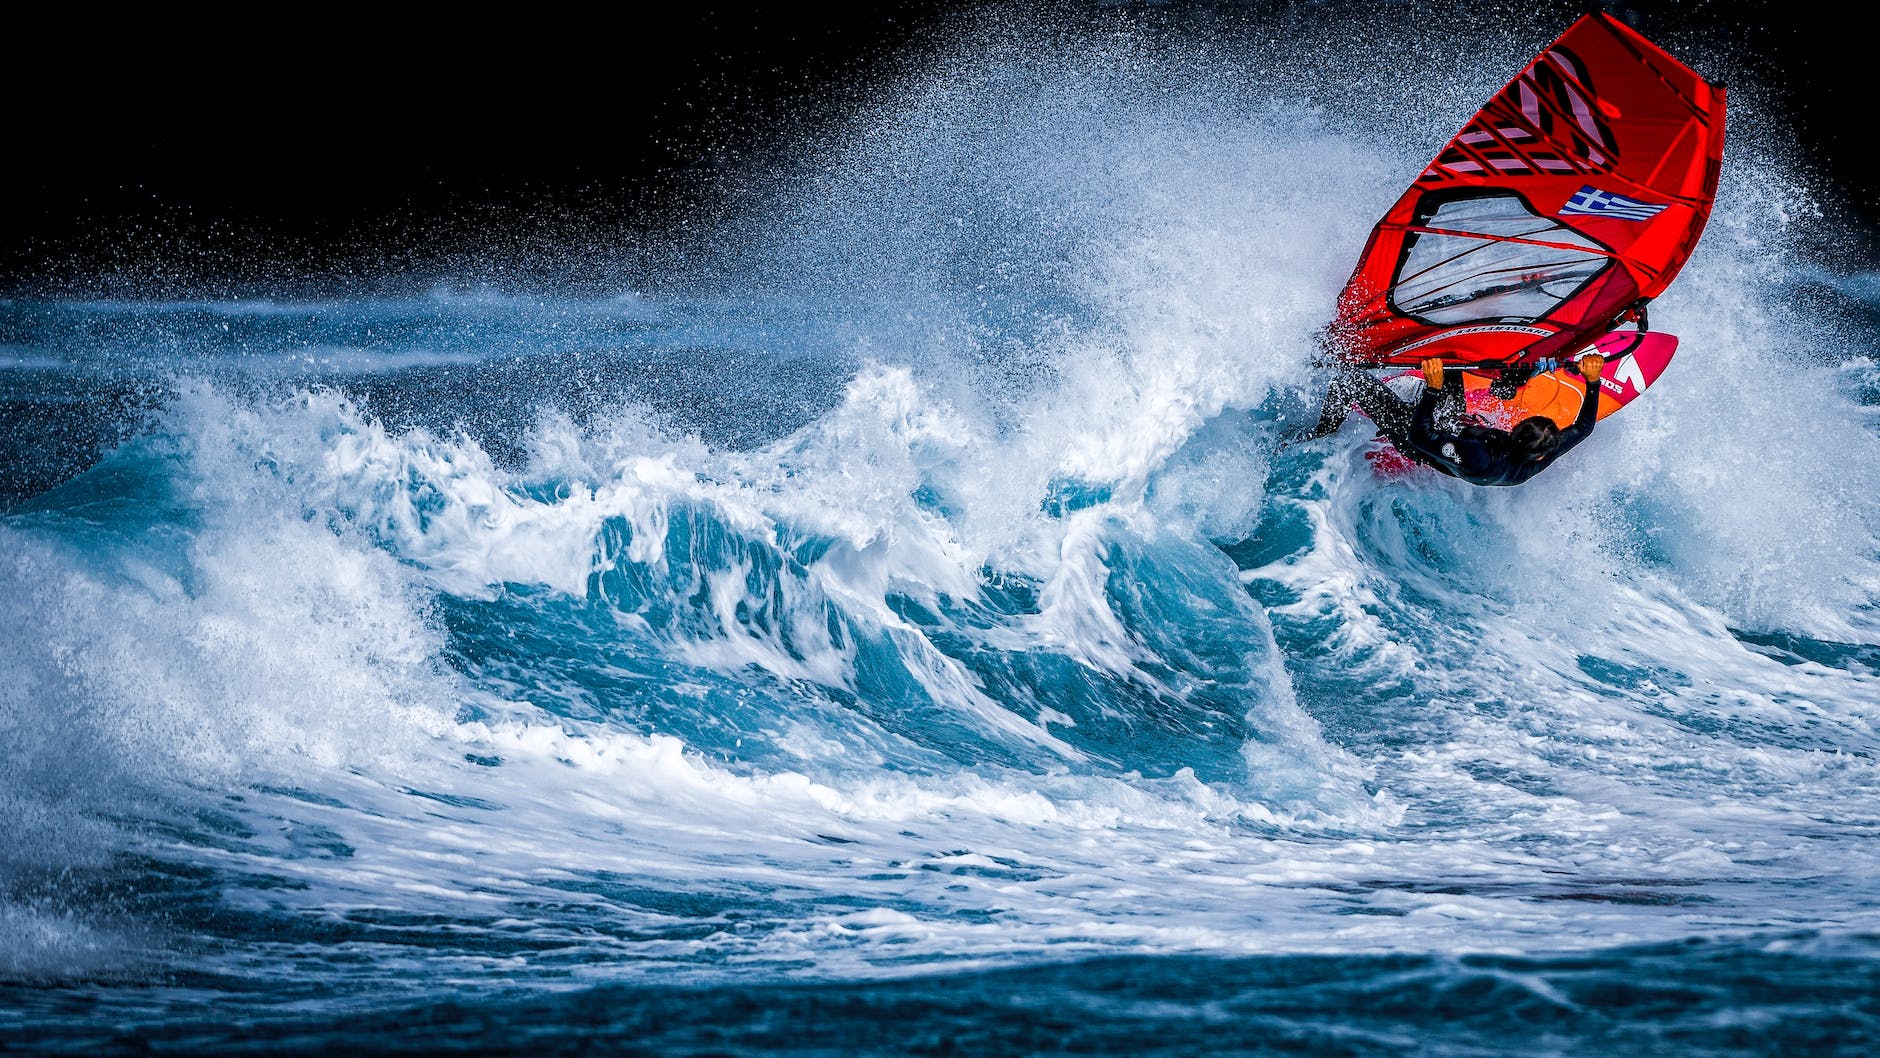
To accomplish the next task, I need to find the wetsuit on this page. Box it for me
[1310,365,1598,486]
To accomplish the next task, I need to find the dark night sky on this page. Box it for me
[7,3,961,288]
[5,1,1871,292]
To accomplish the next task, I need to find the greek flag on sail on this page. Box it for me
[1558,185,1667,221]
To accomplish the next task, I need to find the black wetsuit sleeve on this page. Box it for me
[1553,377,1601,457]
[1404,385,1475,479]
[1409,385,1444,445]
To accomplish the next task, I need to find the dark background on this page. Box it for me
[4,0,1871,293]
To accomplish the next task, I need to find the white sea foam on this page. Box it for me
[3,6,1878,993]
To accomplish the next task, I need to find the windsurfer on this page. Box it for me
[1295,10,1720,483]
[1307,354,1606,486]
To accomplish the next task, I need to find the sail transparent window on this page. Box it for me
[1391,192,1608,325]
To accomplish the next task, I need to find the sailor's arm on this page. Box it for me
[1407,357,1468,475]
[1552,354,1606,456]
[1409,357,1448,433]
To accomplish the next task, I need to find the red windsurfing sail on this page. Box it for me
[1326,11,1725,369]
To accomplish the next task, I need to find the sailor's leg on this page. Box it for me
[1328,367,1416,448]
[1308,365,1386,438]
[1308,375,1354,438]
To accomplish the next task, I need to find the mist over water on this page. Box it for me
[4,5,1878,1054]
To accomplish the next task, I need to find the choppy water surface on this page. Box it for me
[4,8,1878,1056]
